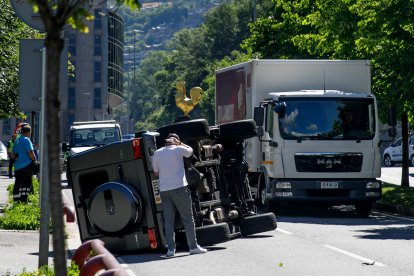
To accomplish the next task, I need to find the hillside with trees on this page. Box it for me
[118,0,413,134]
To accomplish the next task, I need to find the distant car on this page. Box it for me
[0,141,9,176]
[122,134,135,140]
[382,136,414,167]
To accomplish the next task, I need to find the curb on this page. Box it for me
[373,202,414,216]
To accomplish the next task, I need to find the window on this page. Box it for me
[2,119,11,135]
[93,88,101,109]
[68,114,75,127]
[94,36,102,56]
[94,10,102,30]
[94,61,102,82]
[68,87,76,109]
[68,35,76,56]
[265,105,274,139]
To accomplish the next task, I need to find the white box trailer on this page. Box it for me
[215,59,382,217]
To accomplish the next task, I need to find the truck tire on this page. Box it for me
[383,154,394,167]
[87,182,143,236]
[255,174,279,213]
[355,202,372,218]
[239,213,277,236]
[218,120,258,142]
[195,222,231,246]
[156,119,210,146]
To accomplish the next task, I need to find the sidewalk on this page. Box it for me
[0,176,81,275]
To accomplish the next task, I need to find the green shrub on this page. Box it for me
[0,178,42,230]
[17,262,80,275]
[380,183,414,208]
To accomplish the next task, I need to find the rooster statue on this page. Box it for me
[175,80,203,116]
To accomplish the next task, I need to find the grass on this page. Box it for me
[0,178,41,230]
[379,182,414,208]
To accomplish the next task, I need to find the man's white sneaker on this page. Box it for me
[189,245,207,255]
[166,249,176,257]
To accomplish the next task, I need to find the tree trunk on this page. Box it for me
[401,112,409,187]
[45,33,67,275]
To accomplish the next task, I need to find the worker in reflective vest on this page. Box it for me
[7,134,17,179]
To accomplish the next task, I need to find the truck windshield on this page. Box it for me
[71,127,120,147]
[278,97,376,140]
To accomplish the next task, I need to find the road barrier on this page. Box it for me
[72,239,128,276]
[62,191,75,222]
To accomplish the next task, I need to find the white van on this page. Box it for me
[62,120,122,158]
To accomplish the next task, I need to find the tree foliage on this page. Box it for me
[0,0,37,119]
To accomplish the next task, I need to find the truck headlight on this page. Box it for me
[366,181,380,189]
[276,182,291,189]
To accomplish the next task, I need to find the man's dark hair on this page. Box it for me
[21,125,31,134]
[167,133,180,141]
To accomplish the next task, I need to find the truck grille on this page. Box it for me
[294,153,362,172]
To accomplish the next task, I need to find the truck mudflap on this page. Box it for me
[268,178,382,203]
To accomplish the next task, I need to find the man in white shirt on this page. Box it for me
[152,133,207,257]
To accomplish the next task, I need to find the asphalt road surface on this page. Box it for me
[62,167,414,276]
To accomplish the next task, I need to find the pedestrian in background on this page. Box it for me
[7,134,17,178]
[152,133,207,257]
[12,125,37,203]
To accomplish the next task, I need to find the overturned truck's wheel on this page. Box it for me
[239,213,277,236]
[218,119,258,142]
[195,222,231,246]
[156,119,210,147]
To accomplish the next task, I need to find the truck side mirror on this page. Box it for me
[273,102,286,117]
[254,106,264,126]
[253,106,264,126]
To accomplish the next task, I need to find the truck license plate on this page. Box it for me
[321,181,339,189]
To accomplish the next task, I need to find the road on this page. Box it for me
[380,166,414,187]
[114,206,414,276]
[63,167,414,275]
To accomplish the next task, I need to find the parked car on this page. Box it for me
[382,136,414,167]
[0,141,9,176]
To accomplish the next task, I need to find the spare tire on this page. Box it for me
[156,119,210,147]
[87,182,143,236]
[218,120,257,142]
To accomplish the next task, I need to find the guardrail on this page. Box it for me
[72,239,128,276]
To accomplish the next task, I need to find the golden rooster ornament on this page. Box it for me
[175,80,203,116]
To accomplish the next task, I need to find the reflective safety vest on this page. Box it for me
[8,140,15,153]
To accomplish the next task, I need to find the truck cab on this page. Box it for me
[253,90,382,216]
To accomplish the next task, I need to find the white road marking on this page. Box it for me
[372,210,414,222]
[323,244,387,267]
[276,228,293,235]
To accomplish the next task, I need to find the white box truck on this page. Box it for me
[215,59,382,216]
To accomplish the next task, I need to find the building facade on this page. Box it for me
[0,4,125,144]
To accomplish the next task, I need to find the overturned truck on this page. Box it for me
[68,118,277,253]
